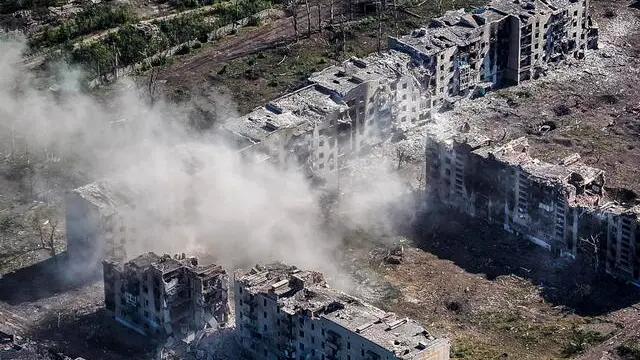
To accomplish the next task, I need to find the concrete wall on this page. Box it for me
[234,276,450,360]
[107,266,165,337]
[391,3,597,106]
[426,136,640,284]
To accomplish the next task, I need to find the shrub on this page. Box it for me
[561,330,606,357]
[268,78,279,87]
[617,343,640,360]
[32,5,136,48]
[197,31,209,43]
[175,44,191,55]
[246,15,261,27]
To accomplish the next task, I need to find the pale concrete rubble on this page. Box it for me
[1,331,85,360]
[234,263,451,360]
[103,252,230,343]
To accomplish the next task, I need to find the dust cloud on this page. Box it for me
[0,37,417,288]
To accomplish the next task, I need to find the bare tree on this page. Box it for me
[393,0,399,36]
[348,0,353,20]
[339,13,346,54]
[286,0,300,41]
[33,205,60,257]
[305,0,312,36]
[316,0,322,33]
[148,67,161,106]
[396,146,409,170]
[329,0,334,21]
[112,43,120,80]
[578,234,601,274]
[377,0,382,53]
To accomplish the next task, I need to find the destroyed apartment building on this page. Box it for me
[220,0,599,188]
[425,131,640,285]
[234,263,450,360]
[66,180,131,266]
[67,0,604,278]
[65,145,207,268]
[389,0,598,108]
[103,252,230,342]
[221,50,428,189]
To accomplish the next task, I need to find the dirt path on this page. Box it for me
[76,5,217,47]
[160,4,334,87]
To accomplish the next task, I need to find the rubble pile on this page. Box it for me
[1,333,85,360]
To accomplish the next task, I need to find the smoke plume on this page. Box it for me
[0,37,416,288]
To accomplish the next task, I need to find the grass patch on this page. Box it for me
[31,4,136,49]
[208,39,335,112]
[561,329,608,357]
[69,0,277,78]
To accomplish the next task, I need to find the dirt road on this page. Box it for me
[160,3,338,87]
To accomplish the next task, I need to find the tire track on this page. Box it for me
[161,4,331,86]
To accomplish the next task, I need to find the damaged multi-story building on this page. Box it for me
[389,0,598,108]
[221,84,348,189]
[103,252,230,342]
[425,132,640,285]
[220,0,600,189]
[234,263,450,360]
[65,180,131,266]
[221,51,428,190]
[65,145,208,268]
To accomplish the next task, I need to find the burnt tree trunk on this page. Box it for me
[329,0,334,21]
[287,0,300,41]
[377,1,382,54]
[316,0,322,33]
[305,0,312,36]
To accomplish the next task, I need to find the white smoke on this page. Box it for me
[0,38,418,288]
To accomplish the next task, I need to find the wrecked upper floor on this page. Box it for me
[234,263,445,359]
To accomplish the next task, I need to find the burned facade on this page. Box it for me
[234,263,450,360]
[426,135,640,285]
[103,252,230,342]
[389,0,599,108]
